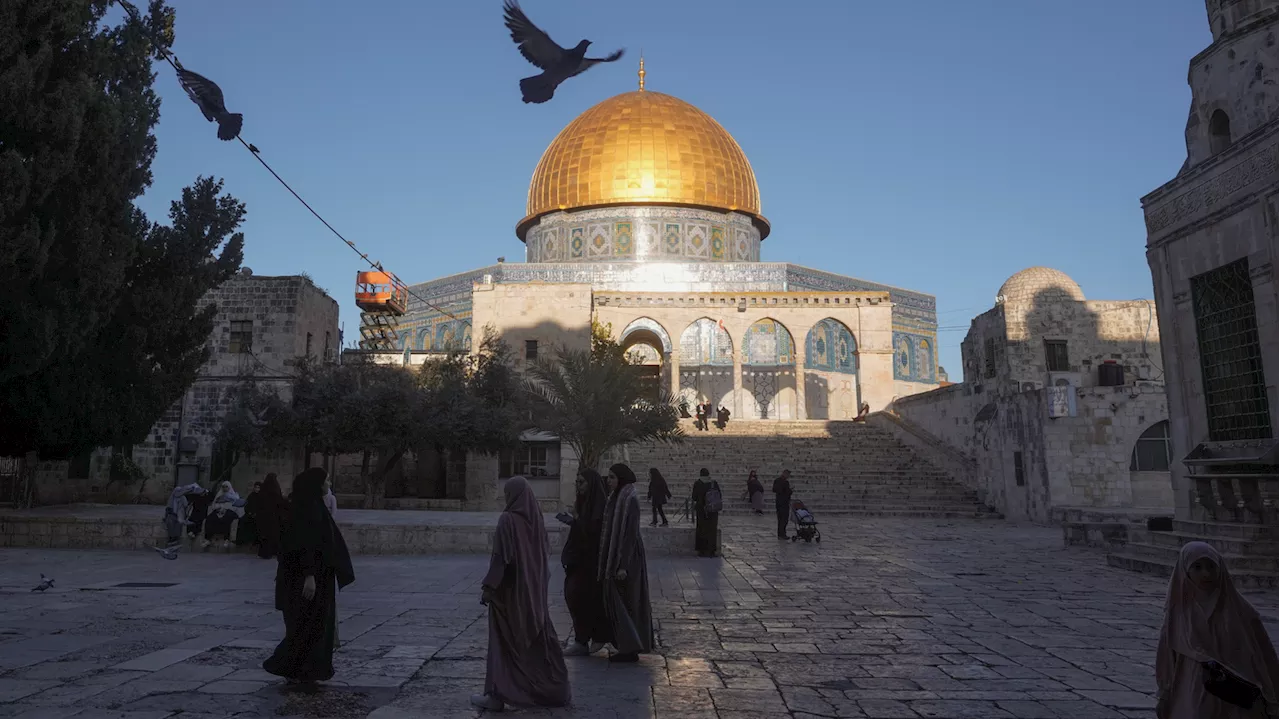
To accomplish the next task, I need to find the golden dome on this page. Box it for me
[518,87,767,240]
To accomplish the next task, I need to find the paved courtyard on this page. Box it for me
[0,515,1274,719]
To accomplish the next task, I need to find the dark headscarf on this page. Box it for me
[261,473,285,503]
[648,468,671,501]
[493,476,551,651]
[609,463,637,491]
[284,468,354,589]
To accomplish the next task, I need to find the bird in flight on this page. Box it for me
[31,574,53,592]
[502,0,624,104]
[175,64,243,141]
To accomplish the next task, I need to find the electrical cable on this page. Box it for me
[111,0,458,323]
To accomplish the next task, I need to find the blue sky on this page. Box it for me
[135,0,1211,377]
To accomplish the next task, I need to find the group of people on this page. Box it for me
[691,401,730,431]
[470,463,656,712]
[163,474,336,559]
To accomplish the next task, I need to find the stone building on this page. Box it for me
[353,65,942,508]
[31,272,340,504]
[1140,0,1278,527]
[886,267,1171,522]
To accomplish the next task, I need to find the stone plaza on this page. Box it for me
[0,515,1275,719]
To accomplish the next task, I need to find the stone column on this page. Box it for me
[732,353,744,418]
[669,349,681,402]
[794,346,807,420]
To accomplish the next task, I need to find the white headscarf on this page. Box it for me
[212,481,240,506]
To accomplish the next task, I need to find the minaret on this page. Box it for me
[637,55,646,92]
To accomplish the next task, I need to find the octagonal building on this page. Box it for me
[366,65,940,421]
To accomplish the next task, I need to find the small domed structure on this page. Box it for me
[995,267,1085,305]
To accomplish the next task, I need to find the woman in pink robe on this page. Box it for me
[1156,541,1277,719]
[471,476,570,711]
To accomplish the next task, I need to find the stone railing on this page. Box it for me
[867,411,982,497]
[1190,474,1279,525]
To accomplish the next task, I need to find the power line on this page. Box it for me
[112,0,457,322]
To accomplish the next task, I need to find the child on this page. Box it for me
[1156,541,1277,718]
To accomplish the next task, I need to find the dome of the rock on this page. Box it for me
[996,267,1086,305]
[518,87,767,240]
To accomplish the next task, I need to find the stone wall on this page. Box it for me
[891,380,1172,523]
[31,275,339,505]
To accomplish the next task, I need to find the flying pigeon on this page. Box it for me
[31,574,53,592]
[502,0,624,104]
[175,65,243,141]
[154,545,179,561]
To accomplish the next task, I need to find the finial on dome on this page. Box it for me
[638,54,646,91]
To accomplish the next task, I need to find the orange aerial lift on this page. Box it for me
[355,270,409,350]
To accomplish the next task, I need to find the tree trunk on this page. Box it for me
[371,446,407,509]
[434,444,448,499]
[360,449,374,509]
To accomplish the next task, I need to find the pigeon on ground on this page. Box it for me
[154,545,179,561]
[502,0,624,104]
[175,65,243,141]
[31,574,53,592]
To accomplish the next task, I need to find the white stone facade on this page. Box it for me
[1142,0,1278,523]
[889,268,1173,522]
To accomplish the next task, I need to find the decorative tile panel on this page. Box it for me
[680,318,733,366]
[742,319,794,366]
[805,318,857,375]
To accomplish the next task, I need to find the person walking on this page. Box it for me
[599,463,654,663]
[471,476,570,711]
[772,469,793,540]
[690,468,721,558]
[646,468,672,527]
[255,473,288,560]
[558,468,610,657]
[1155,541,1277,719]
[746,470,765,515]
[263,468,355,688]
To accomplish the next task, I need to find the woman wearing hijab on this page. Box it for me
[646,468,672,527]
[559,468,611,657]
[690,468,720,558]
[1155,541,1277,719]
[263,468,355,687]
[236,481,264,547]
[202,481,242,550]
[162,483,204,548]
[256,474,288,560]
[746,470,765,515]
[599,463,654,664]
[472,476,570,711]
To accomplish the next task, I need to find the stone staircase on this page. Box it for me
[1106,520,1279,589]
[622,420,1001,518]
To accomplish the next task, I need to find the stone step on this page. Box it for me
[1106,550,1278,590]
[1134,529,1278,557]
[1172,519,1279,542]
[1118,541,1277,574]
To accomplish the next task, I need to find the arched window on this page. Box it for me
[1130,420,1171,472]
[1209,109,1232,155]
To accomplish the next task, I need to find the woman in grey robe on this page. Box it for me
[599,463,654,663]
[472,476,570,711]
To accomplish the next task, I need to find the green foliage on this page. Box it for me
[0,1,244,458]
[525,327,683,472]
[108,453,149,486]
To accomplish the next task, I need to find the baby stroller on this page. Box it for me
[789,498,821,543]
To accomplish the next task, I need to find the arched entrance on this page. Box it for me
[620,318,671,401]
[804,318,859,420]
[679,318,734,413]
[741,319,797,419]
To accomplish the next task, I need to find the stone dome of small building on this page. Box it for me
[995,267,1085,305]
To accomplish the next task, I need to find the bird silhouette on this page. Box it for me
[502,0,623,104]
[31,574,53,592]
[175,65,243,141]
[153,545,179,561]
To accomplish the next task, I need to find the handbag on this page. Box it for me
[1202,660,1261,709]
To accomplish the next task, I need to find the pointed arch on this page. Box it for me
[620,317,673,354]
[805,318,858,374]
[742,318,795,366]
[417,327,432,351]
[679,317,733,366]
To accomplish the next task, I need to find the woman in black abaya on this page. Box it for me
[263,468,354,686]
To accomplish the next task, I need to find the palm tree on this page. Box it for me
[525,343,684,473]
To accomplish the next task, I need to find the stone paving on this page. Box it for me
[0,515,1274,719]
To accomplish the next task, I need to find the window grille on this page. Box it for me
[499,443,554,479]
[1044,339,1070,372]
[228,320,253,354]
[1130,420,1171,472]
[1191,259,1272,441]
[525,339,539,361]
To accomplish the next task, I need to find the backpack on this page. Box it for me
[704,482,723,514]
